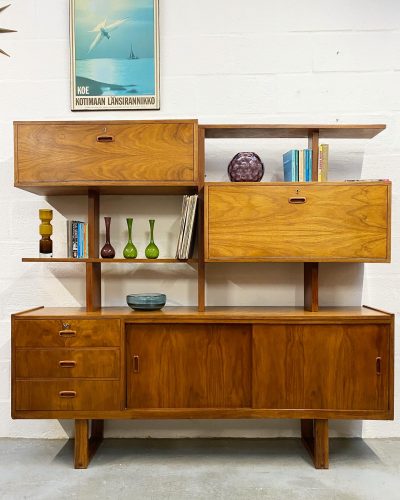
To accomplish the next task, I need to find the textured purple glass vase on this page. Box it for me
[228,152,264,182]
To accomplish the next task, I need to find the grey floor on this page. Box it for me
[1,438,400,499]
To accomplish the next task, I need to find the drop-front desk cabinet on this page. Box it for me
[12,121,394,469]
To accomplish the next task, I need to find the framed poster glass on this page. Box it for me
[70,0,159,111]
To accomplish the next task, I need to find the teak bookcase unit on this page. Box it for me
[12,120,393,470]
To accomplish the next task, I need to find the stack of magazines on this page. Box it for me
[176,194,198,259]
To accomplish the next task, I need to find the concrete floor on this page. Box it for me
[1,438,400,499]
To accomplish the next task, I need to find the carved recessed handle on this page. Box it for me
[133,355,140,373]
[59,360,77,368]
[59,329,76,337]
[59,391,77,398]
[97,135,114,143]
[376,357,382,375]
[289,197,307,204]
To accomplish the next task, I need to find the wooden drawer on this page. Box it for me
[14,319,120,347]
[15,121,196,184]
[15,380,121,411]
[206,183,390,261]
[15,348,120,379]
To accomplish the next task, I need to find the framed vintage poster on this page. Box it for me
[70,0,159,111]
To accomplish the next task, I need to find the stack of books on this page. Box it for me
[283,149,312,182]
[283,145,329,182]
[67,220,89,258]
[176,194,198,260]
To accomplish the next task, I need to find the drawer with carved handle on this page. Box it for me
[15,121,196,184]
[15,348,120,379]
[14,319,120,347]
[15,380,121,411]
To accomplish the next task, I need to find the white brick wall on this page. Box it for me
[0,0,399,438]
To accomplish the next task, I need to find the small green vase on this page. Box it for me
[145,219,159,259]
[123,218,138,259]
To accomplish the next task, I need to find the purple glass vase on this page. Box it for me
[100,217,115,258]
[228,152,264,182]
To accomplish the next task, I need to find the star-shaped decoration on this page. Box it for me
[0,3,16,57]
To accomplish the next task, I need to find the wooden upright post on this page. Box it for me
[308,129,319,181]
[197,127,206,312]
[304,262,319,312]
[304,129,320,312]
[86,189,101,311]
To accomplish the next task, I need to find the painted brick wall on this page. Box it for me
[0,0,399,438]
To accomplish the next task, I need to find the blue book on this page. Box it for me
[305,149,312,181]
[283,150,298,181]
[77,222,83,258]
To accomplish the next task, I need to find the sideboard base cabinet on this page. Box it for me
[11,306,394,470]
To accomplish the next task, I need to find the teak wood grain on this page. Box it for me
[15,348,120,379]
[15,380,121,411]
[14,319,120,347]
[15,121,196,184]
[201,124,386,139]
[126,324,251,408]
[206,183,390,261]
[252,324,390,411]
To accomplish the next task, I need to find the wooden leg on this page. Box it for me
[74,419,104,469]
[301,418,329,469]
[91,419,104,440]
[314,419,329,469]
[74,419,89,469]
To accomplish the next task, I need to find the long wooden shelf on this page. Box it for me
[22,258,197,264]
[15,182,199,196]
[202,124,386,139]
[14,305,392,321]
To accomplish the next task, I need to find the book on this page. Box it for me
[176,194,198,259]
[299,150,304,182]
[318,144,329,182]
[283,150,298,182]
[305,149,312,182]
[71,221,78,258]
[84,223,88,258]
[67,220,72,258]
[77,222,82,258]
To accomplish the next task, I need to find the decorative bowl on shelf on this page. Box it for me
[228,152,264,182]
[126,293,166,311]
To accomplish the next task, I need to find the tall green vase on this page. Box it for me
[145,219,159,259]
[123,218,138,259]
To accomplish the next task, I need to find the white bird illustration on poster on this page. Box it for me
[88,18,128,52]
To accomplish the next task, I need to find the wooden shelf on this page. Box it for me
[201,124,386,139]
[14,182,199,196]
[22,258,197,264]
[13,305,392,321]
[204,180,390,187]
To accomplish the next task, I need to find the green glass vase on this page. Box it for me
[123,218,137,259]
[145,219,159,259]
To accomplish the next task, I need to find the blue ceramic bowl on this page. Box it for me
[127,293,166,311]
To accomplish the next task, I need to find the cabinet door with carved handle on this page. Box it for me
[252,323,391,411]
[126,323,252,409]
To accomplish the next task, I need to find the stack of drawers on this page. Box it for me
[13,319,121,412]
